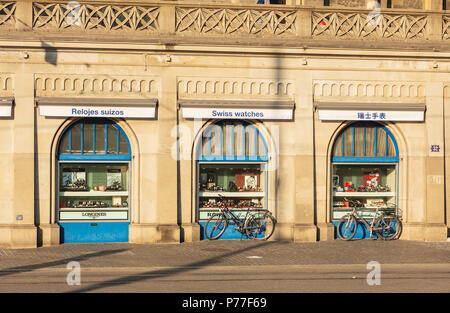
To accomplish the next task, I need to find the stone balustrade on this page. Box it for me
[0,0,448,42]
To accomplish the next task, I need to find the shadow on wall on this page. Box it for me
[41,41,57,66]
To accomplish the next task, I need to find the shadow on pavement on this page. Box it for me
[0,248,130,277]
[70,241,276,293]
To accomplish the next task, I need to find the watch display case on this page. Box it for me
[198,163,266,220]
[58,163,129,221]
[331,164,397,220]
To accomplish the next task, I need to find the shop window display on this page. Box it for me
[331,122,399,222]
[332,164,397,220]
[57,118,131,222]
[198,163,266,221]
[197,121,269,232]
[58,163,129,221]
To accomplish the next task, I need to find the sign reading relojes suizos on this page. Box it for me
[39,105,156,118]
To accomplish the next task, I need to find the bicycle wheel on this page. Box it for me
[374,214,402,240]
[244,211,276,240]
[337,214,357,240]
[204,213,228,240]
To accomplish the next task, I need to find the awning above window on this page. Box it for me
[179,99,295,120]
[0,97,13,117]
[36,97,158,118]
[314,102,426,122]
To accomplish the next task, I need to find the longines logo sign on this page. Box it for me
[59,211,128,220]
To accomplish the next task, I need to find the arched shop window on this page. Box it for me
[331,122,400,235]
[331,122,398,163]
[57,118,131,243]
[197,120,269,239]
[58,118,130,160]
[199,121,268,161]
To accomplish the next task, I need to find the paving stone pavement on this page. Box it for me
[0,240,448,271]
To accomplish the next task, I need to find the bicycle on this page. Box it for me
[203,194,276,240]
[336,198,402,241]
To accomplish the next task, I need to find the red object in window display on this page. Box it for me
[344,181,355,192]
[363,172,380,187]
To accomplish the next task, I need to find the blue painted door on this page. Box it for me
[59,222,129,243]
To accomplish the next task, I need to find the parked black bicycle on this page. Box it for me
[337,198,402,241]
[204,194,276,240]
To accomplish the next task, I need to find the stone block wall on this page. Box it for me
[329,0,366,7]
[391,0,424,9]
[173,0,447,9]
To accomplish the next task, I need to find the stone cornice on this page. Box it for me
[313,80,426,101]
[34,73,160,98]
[177,77,295,100]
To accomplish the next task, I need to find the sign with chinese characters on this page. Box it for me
[318,110,424,122]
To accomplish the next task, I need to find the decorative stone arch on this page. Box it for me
[49,117,141,242]
[326,121,408,238]
[190,119,279,239]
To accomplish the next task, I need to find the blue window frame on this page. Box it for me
[197,121,269,240]
[332,122,399,163]
[198,120,268,162]
[58,118,131,161]
[331,122,400,239]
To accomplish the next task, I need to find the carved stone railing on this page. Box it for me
[0,1,15,28]
[311,10,428,39]
[444,15,450,40]
[175,6,297,36]
[0,0,448,43]
[32,2,159,32]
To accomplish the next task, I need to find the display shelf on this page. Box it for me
[333,192,395,197]
[59,207,129,211]
[199,191,264,197]
[59,191,129,197]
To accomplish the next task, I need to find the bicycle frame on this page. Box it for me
[347,206,383,239]
[218,205,250,232]
[217,200,270,238]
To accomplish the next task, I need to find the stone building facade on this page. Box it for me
[0,0,448,248]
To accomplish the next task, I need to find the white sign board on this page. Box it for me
[181,108,293,120]
[0,98,12,117]
[59,210,128,220]
[39,105,156,118]
[199,209,266,220]
[318,110,424,122]
[0,105,12,117]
